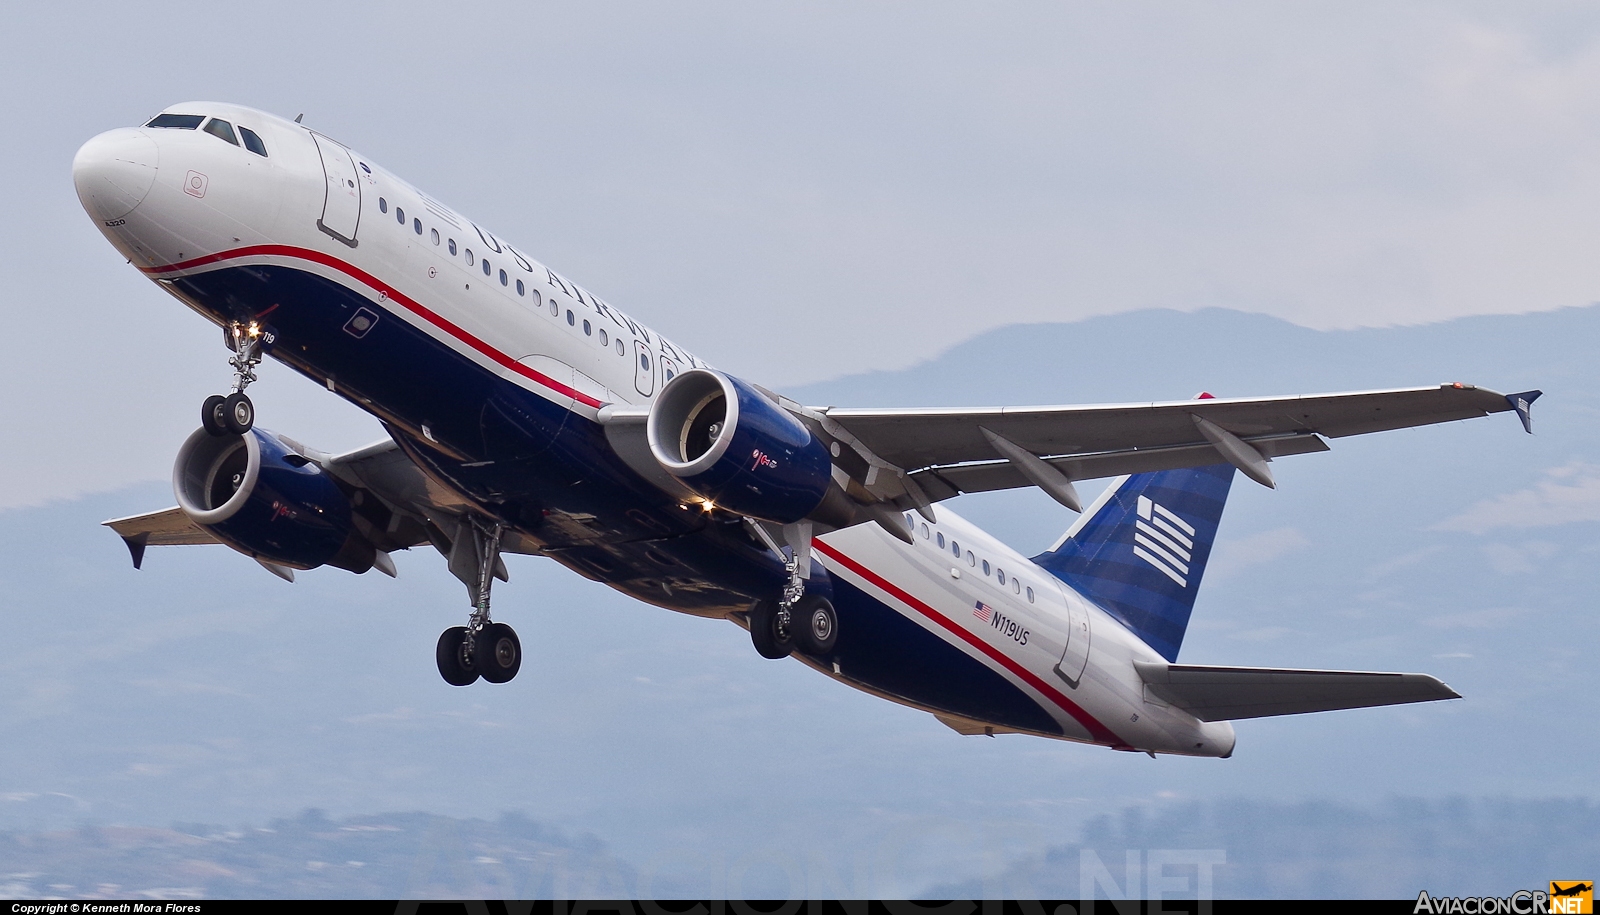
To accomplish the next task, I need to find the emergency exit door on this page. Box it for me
[633,341,655,397]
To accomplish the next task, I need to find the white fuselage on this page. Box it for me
[75,101,1236,757]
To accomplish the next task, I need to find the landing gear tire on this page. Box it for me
[792,595,839,656]
[201,395,230,436]
[436,626,479,686]
[476,622,521,684]
[749,600,794,660]
[222,392,254,434]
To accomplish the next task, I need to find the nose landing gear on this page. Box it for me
[435,518,522,686]
[201,322,268,436]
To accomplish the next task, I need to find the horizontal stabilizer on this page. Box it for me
[1134,661,1460,721]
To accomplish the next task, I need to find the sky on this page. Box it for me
[11,2,1600,509]
[5,0,1600,898]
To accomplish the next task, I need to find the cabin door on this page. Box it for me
[311,133,362,247]
[1055,595,1092,687]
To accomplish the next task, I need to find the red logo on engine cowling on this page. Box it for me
[751,449,779,471]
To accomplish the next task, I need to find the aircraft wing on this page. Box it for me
[102,430,519,573]
[813,383,1538,500]
[104,506,221,567]
[1133,661,1461,721]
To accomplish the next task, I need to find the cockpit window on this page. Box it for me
[238,126,268,157]
[146,114,204,129]
[202,118,239,146]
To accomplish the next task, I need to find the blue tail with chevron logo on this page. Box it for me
[1031,464,1236,662]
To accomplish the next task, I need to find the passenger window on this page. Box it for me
[516,279,525,296]
[396,207,405,224]
[920,523,929,539]
[146,113,204,129]
[465,249,474,266]
[448,239,457,255]
[583,319,592,336]
[499,269,508,286]
[413,218,422,235]
[599,328,608,346]
[567,310,576,326]
[982,560,990,576]
[965,550,975,566]
[1026,587,1035,603]
[239,126,268,157]
[616,339,625,355]
[1012,578,1021,594]
[530,289,541,309]
[431,228,440,245]
[640,352,650,370]
[379,198,388,214]
[482,259,491,277]
[202,118,239,145]
[996,568,1006,585]
[936,533,945,549]
[549,300,559,317]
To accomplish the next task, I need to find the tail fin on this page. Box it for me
[1032,464,1235,661]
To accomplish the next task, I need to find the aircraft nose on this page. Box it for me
[73,128,158,222]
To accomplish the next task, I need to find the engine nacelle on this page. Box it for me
[173,427,376,572]
[647,369,833,524]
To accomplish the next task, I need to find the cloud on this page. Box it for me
[1422,605,1537,629]
[1206,527,1311,581]
[1433,462,1600,533]
[1230,626,1296,643]
[1364,545,1448,580]
[1479,541,1559,574]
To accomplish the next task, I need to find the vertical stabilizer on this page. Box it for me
[1032,464,1235,661]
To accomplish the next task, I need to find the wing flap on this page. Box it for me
[1133,661,1460,721]
[917,431,1329,498]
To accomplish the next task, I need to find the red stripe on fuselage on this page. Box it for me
[142,245,604,409]
[812,539,1127,746]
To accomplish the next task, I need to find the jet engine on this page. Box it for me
[172,427,377,572]
[647,369,833,524]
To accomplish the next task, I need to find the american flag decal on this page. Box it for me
[1134,495,1195,588]
[973,602,993,623]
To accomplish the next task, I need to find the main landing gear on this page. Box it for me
[435,518,522,686]
[749,551,838,660]
[201,322,265,436]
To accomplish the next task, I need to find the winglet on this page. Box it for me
[120,532,150,570]
[1506,390,1542,434]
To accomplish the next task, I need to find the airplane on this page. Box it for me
[72,102,1541,758]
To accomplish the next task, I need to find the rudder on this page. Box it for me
[1032,464,1235,661]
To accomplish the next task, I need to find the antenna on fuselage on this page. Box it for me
[294,113,304,123]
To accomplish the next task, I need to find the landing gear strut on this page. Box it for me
[201,322,265,436]
[435,518,522,686]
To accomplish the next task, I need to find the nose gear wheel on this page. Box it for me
[202,322,266,436]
